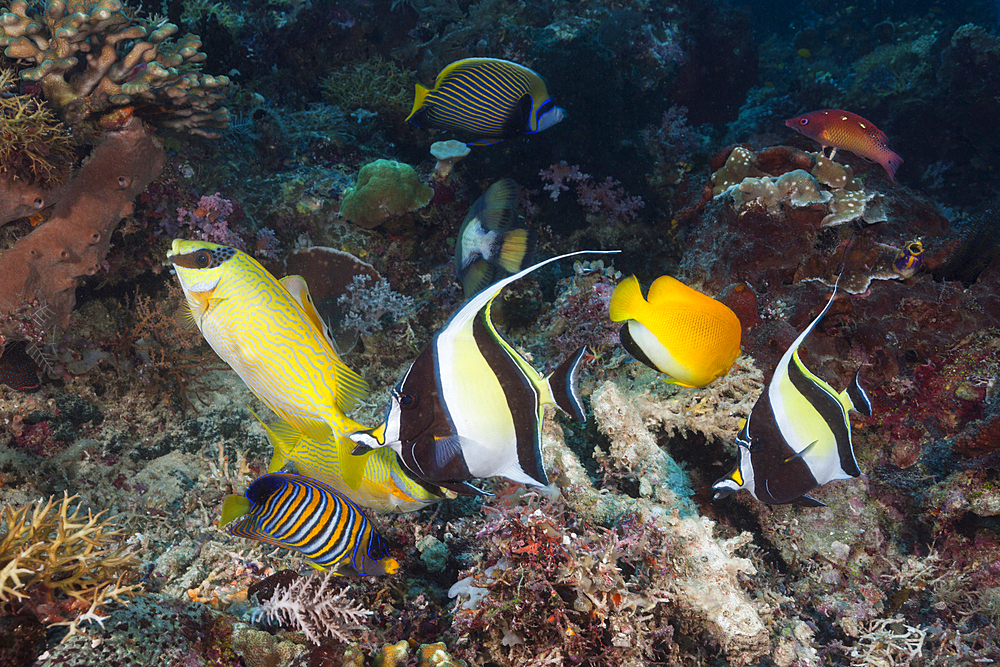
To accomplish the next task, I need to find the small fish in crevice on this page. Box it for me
[712,284,872,507]
[220,472,399,576]
[407,58,565,146]
[455,178,535,299]
[786,109,903,182]
[350,250,619,496]
[609,274,742,388]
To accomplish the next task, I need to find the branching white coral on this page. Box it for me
[849,617,925,667]
[251,571,372,645]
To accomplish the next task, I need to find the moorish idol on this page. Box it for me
[609,275,742,388]
[167,240,370,444]
[712,284,872,507]
[349,250,620,496]
[220,472,398,575]
[455,178,536,299]
[406,58,566,146]
[260,414,443,514]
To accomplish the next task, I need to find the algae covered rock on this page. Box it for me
[340,159,433,229]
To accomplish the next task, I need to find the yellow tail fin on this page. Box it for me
[219,494,251,528]
[406,84,430,122]
[495,229,533,273]
[608,275,648,322]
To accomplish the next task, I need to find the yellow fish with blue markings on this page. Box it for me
[407,58,566,146]
[167,239,369,443]
[220,472,398,576]
[260,414,442,513]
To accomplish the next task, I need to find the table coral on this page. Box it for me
[0,0,230,136]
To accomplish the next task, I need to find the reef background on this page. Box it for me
[1,0,1000,665]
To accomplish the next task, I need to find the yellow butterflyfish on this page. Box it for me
[609,274,741,388]
[167,239,368,442]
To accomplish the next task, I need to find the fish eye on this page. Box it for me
[799,118,809,125]
[397,392,418,409]
[194,250,212,268]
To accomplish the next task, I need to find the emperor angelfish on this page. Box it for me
[406,58,566,146]
[220,472,398,576]
[349,250,619,496]
[260,415,442,514]
[167,240,369,443]
[712,285,873,507]
[609,275,741,388]
[456,178,536,299]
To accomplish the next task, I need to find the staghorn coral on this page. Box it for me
[0,68,73,186]
[0,0,230,135]
[0,492,142,637]
[320,54,416,120]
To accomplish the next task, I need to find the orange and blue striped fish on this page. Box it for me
[220,472,399,576]
[785,109,903,182]
[406,58,565,146]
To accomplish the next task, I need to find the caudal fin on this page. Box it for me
[219,494,251,528]
[608,275,647,322]
[547,346,587,423]
[844,368,873,416]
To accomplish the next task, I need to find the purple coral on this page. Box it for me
[575,176,645,223]
[174,192,246,250]
[539,161,590,202]
[541,163,645,224]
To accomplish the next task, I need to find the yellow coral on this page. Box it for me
[321,55,416,118]
[0,493,143,637]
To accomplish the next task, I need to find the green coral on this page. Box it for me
[340,159,433,229]
[320,55,416,119]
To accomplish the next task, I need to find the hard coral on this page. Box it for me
[0,493,142,637]
[339,159,433,229]
[0,69,73,186]
[0,0,230,136]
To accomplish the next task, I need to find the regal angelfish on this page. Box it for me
[712,284,872,507]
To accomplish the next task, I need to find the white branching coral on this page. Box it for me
[251,571,372,645]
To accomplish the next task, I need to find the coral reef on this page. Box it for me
[0,117,164,338]
[0,493,141,636]
[0,0,230,135]
[0,69,73,186]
